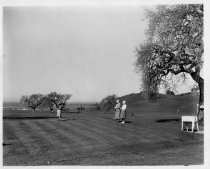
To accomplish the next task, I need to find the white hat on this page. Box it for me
[123,100,126,104]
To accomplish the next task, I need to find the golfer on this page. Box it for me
[120,100,127,124]
[114,100,121,120]
[57,104,63,120]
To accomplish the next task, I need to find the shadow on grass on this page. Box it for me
[155,118,181,123]
[3,143,11,146]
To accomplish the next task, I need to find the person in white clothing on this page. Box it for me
[114,99,121,120]
[57,103,64,120]
[57,105,62,120]
[120,100,127,124]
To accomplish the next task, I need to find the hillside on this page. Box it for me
[118,92,167,104]
[118,92,200,116]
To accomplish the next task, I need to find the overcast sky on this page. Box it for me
[3,5,196,102]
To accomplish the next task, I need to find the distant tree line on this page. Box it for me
[20,92,72,112]
[96,94,118,111]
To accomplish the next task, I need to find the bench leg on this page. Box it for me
[192,122,194,132]
[196,122,199,132]
[181,121,183,131]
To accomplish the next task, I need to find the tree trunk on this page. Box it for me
[50,107,54,112]
[190,73,204,105]
[198,77,204,121]
[190,73,204,121]
[198,78,204,106]
[29,106,36,112]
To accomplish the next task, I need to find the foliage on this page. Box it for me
[95,103,101,110]
[77,105,85,111]
[166,90,175,95]
[135,4,203,104]
[41,96,55,112]
[47,92,72,110]
[99,94,118,111]
[20,94,44,111]
[20,92,72,112]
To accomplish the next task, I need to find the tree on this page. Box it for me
[100,94,118,111]
[41,96,55,112]
[135,4,203,107]
[47,92,72,110]
[20,94,44,111]
[95,103,101,110]
[166,90,175,96]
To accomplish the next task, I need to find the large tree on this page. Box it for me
[20,94,44,111]
[135,4,203,106]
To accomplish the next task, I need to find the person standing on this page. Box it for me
[57,105,62,120]
[120,100,127,124]
[114,100,121,121]
[57,103,64,120]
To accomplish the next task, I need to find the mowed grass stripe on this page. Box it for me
[77,117,151,144]
[31,121,76,149]
[87,116,143,132]
[23,120,70,150]
[58,120,122,145]
[39,119,95,148]
[73,146,145,165]
[82,116,139,134]
[81,117,146,137]
[89,116,165,137]
[3,121,19,142]
[58,119,131,146]
[32,120,84,148]
[84,116,168,143]
[47,119,110,146]
[83,116,149,143]
[3,121,28,155]
[8,121,41,154]
[84,119,157,144]
[93,152,144,165]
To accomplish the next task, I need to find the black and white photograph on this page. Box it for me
[1,0,208,166]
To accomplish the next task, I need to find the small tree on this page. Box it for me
[20,94,44,111]
[41,96,55,112]
[48,92,72,110]
[100,94,118,111]
[95,103,101,110]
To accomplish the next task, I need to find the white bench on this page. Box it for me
[181,104,202,132]
[181,116,198,132]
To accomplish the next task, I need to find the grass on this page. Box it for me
[3,94,204,165]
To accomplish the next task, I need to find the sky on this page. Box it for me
[3,4,197,102]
